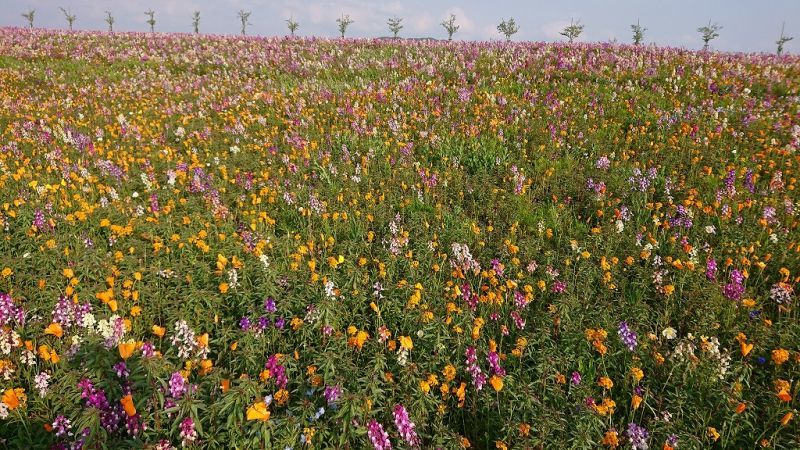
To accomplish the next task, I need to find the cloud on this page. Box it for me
[442,6,475,34]
[409,12,434,34]
[541,20,571,41]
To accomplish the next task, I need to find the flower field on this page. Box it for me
[0,28,799,449]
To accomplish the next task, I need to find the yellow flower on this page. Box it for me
[707,427,720,442]
[598,376,614,390]
[398,336,413,351]
[246,401,271,421]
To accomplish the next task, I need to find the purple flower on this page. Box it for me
[723,269,745,301]
[265,355,288,388]
[264,296,277,313]
[239,316,251,331]
[113,362,129,378]
[570,371,581,386]
[52,415,72,437]
[706,257,717,281]
[323,385,342,405]
[618,321,638,351]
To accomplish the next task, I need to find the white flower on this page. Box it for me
[132,191,139,198]
[662,327,677,340]
[324,280,336,299]
[81,313,96,329]
[705,225,716,234]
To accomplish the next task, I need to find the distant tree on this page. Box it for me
[387,17,403,38]
[441,14,459,41]
[145,10,156,33]
[697,20,722,51]
[22,9,35,29]
[337,14,354,38]
[238,10,251,35]
[192,11,200,34]
[60,7,77,30]
[497,17,519,41]
[631,19,646,45]
[560,19,584,43]
[776,22,793,55]
[286,17,299,36]
[105,11,115,32]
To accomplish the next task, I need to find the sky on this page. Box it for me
[2,0,799,53]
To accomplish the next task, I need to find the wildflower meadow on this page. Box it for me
[0,27,798,449]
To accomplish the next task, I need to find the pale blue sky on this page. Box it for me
[3,0,798,53]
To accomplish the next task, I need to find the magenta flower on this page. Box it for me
[367,419,392,450]
[393,404,419,447]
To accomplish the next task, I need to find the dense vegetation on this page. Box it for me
[0,28,799,449]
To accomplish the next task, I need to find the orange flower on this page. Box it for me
[2,388,26,410]
[196,333,209,348]
[120,394,137,417]
[780,412,794,426]
[152,325,166,337]
[118,341,136,360]
[602,430,619,447]
[740,341,753,357]
[772,349,789,365]
[735,402,747,414]
[489,375,504,392]
[631,394,643,410]
[220,379,230,393]
[44,322,63,338]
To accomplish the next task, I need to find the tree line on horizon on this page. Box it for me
[15,7,796,54]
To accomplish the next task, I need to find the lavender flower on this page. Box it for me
[169,372,187,399]
[626,422,649,450]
